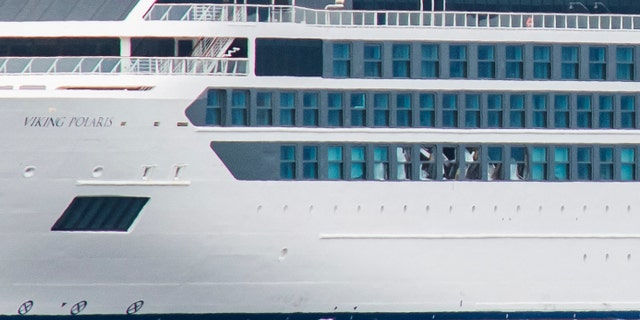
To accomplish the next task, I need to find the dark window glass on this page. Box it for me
[373,93,389,126]
[577,95,592,128]
[303,92,319,126]
[302,146,318,179]
[392,44,410,78]
[206,89,225,126]
[617,47,634,81]
[599,147,614,180]
[621,95,636,129]
[279,92,296,126]
[589,47,606,80]
[256,92,272,126]
[333,43,351,77]
[350,146,366,180]
[554,147,569,180]
[561,46,579,79]
[231,90,248,126]
[506,45,523,79]
[397,94,412,127]
[449,45,467,78]
[533,46,551,79]
[554,95,570,128]
[350,93,366,127]
[577,147,592,180]
[531,147,547,181]
[442,94,458,127]
[280,145,296,179]
[509,94,525,128]
[488,146,503,180]
[327,93,343,127]
[464,94,480,128]
[487,94,503,128]
[373,146,389,180]
[598,95,613,128]
[364,44,382,77]
[419,93,435,127]
[328,146,343,180]
[532,95,547,128]
[621,148,636,181]
[421,44,439,78]
[478,45,495,79]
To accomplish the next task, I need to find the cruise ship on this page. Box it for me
[4,0,640,318]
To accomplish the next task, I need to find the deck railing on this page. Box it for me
[0,57,248,75]
[144,4,640,30]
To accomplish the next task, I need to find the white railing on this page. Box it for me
[144,4,640,30]
[0,57,249,75]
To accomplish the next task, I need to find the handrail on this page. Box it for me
[144,3,640,31]
[0,57,249,75]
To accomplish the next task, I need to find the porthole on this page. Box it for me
[91,166,104,178]
[23,166,36,178]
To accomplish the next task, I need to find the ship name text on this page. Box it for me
[24,116,114,128]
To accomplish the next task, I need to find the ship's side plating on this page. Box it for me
[0,0,639,317]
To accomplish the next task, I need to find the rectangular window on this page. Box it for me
[464,147,481,180]
[531,147,547,181]
[532,95,547,128]
[509,94,525,128]
[231,90,248,126]
[598,95,613,128]
[419,145,436,180]
[302,146,318,179]
[256,92,272,126]
[554,94,570,128]
[421,44,439,78]
[533,46,551,79]
[328,146,343,180]
[589,47,606,80]
[442,146,458,180]
[487,94,503,128]
[561,46,579,79]
[621,95,636,129]
[464,94,480,128]
[279,92,296,126]
[350,93,366,127]
[333,43,351,77]
[617,47,634,81]
[206,89,225,126]
[621,148,636,181]
[373,93,389,126]
[392,44,410,78]
[327,93,343,127]
[505,45,523,79]
[280,145,296,179]
[442,94,458,128]
[554,147,569,180]
[419,93,435,127]
[577,147,592,180]
[487,146,503,180]
[599,147,614,180]
[477,45,495,79]
[364,44,382,77]
[577,95,592,128]
[303,92,319,126]
[510,146,527,180]
[350,146,366,180]
[373,146,389,180]
[396,94,412,127]
[449,45,467,78]
[396,146,412,180]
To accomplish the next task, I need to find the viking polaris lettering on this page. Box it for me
[68,116,113,128]
[24,116,66,127]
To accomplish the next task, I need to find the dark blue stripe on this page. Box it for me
[4,312,640,320]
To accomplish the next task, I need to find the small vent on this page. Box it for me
[51,196,149,232]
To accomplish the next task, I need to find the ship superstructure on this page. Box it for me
[1,0,640,319]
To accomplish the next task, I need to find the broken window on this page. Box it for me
[487,146,503,180]
[510,146,527,180]
[396,146,412,180]
[442,146,459,180]
[419,145,436,180]
[373,146,389,180]
[464,146,481,180]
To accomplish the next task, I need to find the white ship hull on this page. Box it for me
[0,74,638,316]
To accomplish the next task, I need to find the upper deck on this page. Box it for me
[144,3,640,31]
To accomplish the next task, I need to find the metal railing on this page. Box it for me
[144,4,640,30]
[0,57,249,75]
